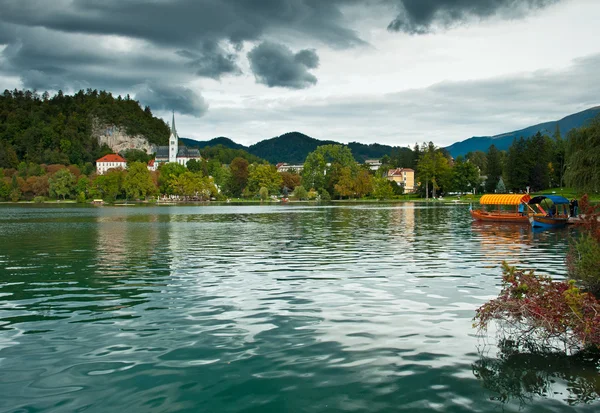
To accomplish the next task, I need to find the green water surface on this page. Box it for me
[0,203,597,412]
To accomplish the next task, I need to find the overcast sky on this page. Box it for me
[1,0,599,147]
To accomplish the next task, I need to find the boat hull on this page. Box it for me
[470,209,529,223]
[529,215,569,229]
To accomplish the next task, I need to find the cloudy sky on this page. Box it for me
[1,0,599,147]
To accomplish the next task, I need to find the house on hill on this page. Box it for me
[96,154,127,175]
[387,168,415,193]
[154,112,201,167]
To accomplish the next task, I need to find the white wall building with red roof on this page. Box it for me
[96,154,127,175]
[147,159,156,172]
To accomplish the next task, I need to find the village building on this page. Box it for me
[276,163,304,173]
[365,159,382,171]
[387,168,415,192]
[147,159,156,172]
[154,112,201,167]
[96,154,127,175]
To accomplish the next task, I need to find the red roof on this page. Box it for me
[97,154,126,163]
[148,159,155,166]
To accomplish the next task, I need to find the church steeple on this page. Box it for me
[169,110,178,163]
[171,110,177,136]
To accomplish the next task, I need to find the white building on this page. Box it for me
[96,154,127,175]
[365,159,382,171]
[154,112,201,167]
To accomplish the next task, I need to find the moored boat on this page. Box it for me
[470,194,531,223]
[527,195,570,229]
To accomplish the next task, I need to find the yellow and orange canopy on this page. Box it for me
[479,194,531,205]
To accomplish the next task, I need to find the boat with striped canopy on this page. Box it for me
[470,194,532,223]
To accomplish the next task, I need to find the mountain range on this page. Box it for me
[180,106,600,164]
[180,132,404,164]
[445,106,600,157]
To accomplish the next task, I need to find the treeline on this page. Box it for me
[413,116,600,197]
[0,89,170,167]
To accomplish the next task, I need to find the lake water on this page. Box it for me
[0,203,596,412]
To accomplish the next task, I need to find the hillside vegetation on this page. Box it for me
[0,89,169,167]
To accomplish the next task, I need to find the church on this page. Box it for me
[153,112,201,167]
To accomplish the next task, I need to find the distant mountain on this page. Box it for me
[247,132,338,164]
[446,106,600,157]
[179,136,245,150]
[181,131,402,164]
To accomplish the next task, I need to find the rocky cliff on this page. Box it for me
[92,119,156,154]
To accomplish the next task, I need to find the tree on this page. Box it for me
[294,185,308,200]
[259,186,269,201]
[0,178,10,199]
[280,171,301,192]
[49,168,76,199]
[301,144,356,195]
[485,144,503,193]
[247,164,282,195]
[452,158,480,193]
[416,142,451,199]
[158,162,186,195]
[354,169,374,198]
[372,176,394,200]
[124,161,156,200]
[334,166,354,199]
[186,159,202,173]
[465,151,487,174]
[228,157,249,197]
[92,169,125,201]
[565,117,600,193]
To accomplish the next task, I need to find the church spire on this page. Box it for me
[171,110,177,135]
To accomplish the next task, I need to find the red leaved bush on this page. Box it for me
[475,262,600,353]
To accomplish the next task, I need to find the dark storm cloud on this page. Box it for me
[134,83,208,117]
[248,42,319,89]
[387,0,561,34]
[176,43,241,79]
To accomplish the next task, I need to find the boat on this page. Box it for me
[527,195,570,229]
[470,194,531,223]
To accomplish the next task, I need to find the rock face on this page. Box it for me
[92,119,156,154]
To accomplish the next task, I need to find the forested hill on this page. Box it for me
[0,89,169,168]
[183,132,403,164]
[446,106,600,157]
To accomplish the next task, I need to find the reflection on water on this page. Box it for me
[473,341,600,407]
[0,204,597,412]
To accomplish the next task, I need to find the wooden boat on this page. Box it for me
[528,195,570,229]
[470,194,531,223]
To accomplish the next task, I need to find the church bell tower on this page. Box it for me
[169,111,178,163]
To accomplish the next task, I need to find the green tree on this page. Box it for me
[124,161,156,200]
[186,159,202,173]
[92,169,125,201]
[465,151,487,174]
[49,168,76,199]
[158,162,186,195]
[75,176,90,197]
[302,144,356,196]
[247,164,282,195]
[372,176,394,200]
[0,178,10,199]
[259,186,269,201]
[452,158,480,193]
[485,144,503,193]
[565,117,600,193]
[294,185,308,200]
[417,142,451,199]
